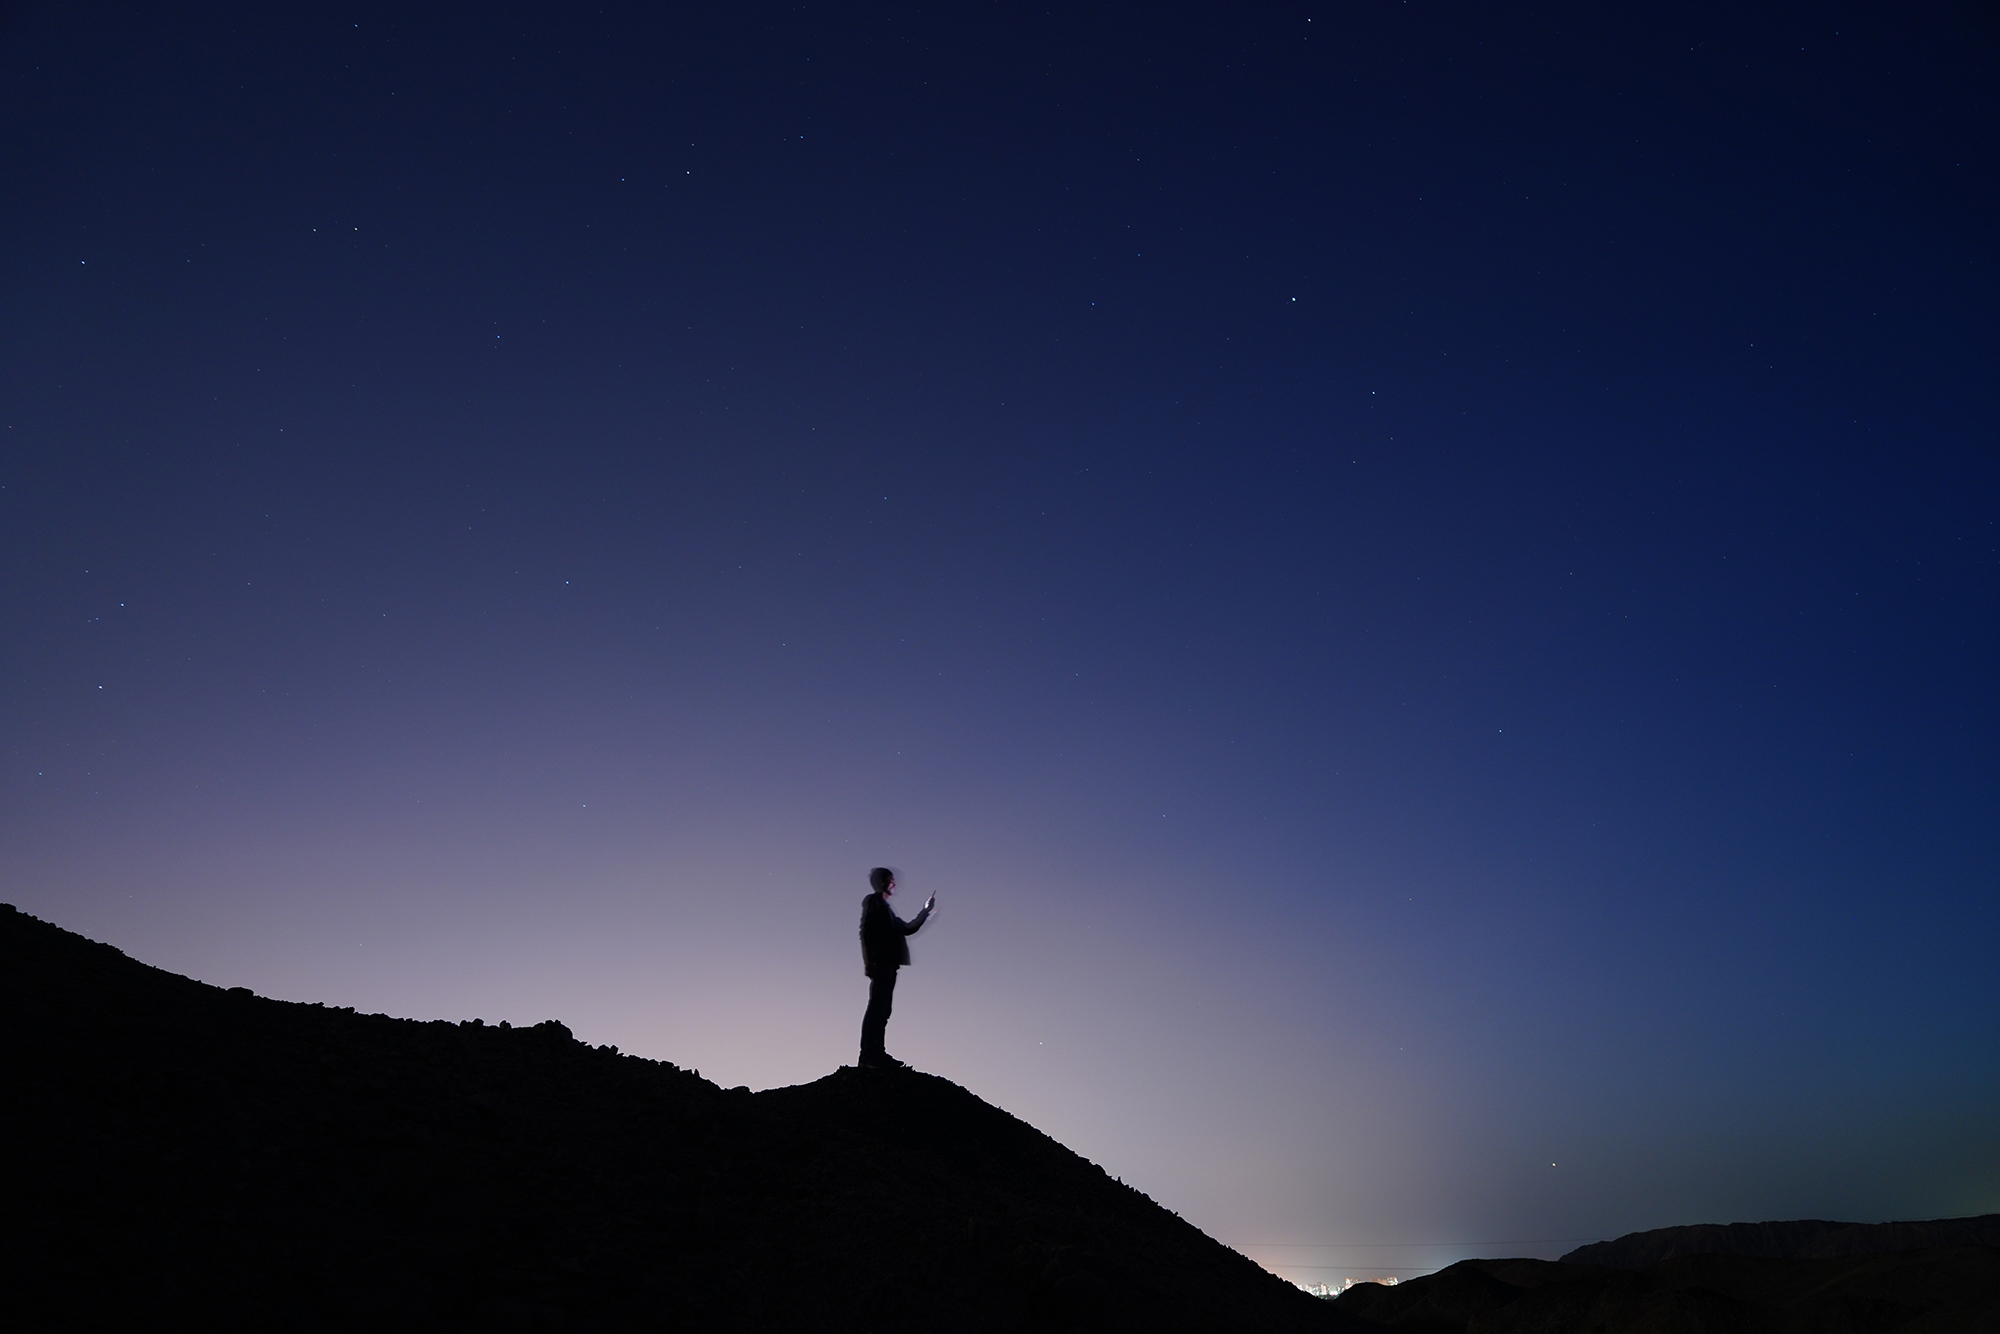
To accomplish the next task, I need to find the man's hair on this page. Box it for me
[869,867,894,893]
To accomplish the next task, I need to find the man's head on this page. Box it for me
[869,866,895,895]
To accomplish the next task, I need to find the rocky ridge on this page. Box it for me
[4,904,1339,1332]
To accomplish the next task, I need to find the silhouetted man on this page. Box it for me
[857,867,933,1070]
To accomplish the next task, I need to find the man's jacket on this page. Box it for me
[859,893,929,978]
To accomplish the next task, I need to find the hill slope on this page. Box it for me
[3,905,1340,1332]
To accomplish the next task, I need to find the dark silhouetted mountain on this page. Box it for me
[4,905,1346,1332]
[1560,1215,2000,1268]
[1331,1249,1999,1331]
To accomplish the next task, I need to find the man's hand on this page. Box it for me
[925,894,937,914]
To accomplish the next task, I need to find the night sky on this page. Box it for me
[5,0,1995,1286]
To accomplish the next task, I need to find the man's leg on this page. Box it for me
[859,969,897,1062]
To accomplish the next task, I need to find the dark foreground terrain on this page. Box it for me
[12,906,1995,1333]
[5,905,1337,1332]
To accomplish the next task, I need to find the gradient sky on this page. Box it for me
[5,0,1995,1286]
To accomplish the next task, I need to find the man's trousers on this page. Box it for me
[860,970,897,1058]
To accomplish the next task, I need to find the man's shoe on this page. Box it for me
[858,1053,906,1070]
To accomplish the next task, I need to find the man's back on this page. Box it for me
[859,893,911,976]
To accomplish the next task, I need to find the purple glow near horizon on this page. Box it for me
[2,0,1994,1288]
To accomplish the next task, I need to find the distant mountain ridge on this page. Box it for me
[1331,1248,1999,1332]
[3,904,1338,1332]
[1562,1216,2000,1268]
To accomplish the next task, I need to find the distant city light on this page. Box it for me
[1296,1276,1399,1299]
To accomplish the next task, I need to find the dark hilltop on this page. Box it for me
[4,905,1340,1332]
